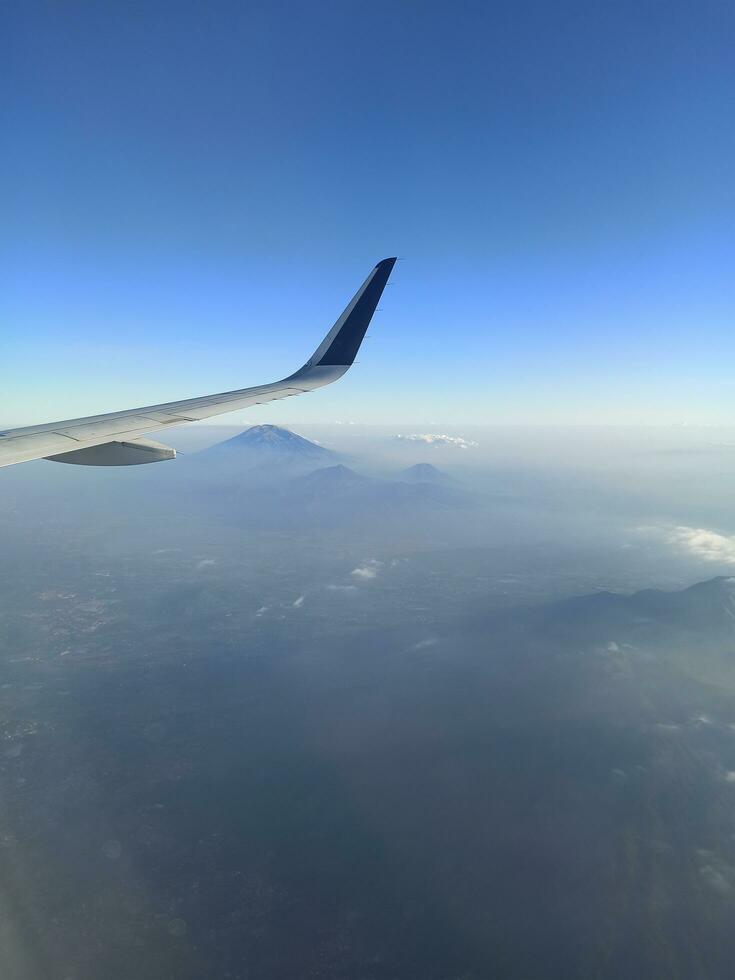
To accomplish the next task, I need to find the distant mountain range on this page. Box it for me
[189,427,470,526]
[198,429,461,494]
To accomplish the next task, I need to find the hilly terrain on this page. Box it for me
[5,467,735,980]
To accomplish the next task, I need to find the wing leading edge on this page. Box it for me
[0,258,396,468]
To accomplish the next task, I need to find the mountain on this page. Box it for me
[200,425,336,463]
[462,576,735,706]
[535,575,735,641]
[187,441,472,529]
[279,463,470,526]
[297,464,371,493]
[398,463,452,484]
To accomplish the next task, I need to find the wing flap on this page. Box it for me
[47,437,176,466]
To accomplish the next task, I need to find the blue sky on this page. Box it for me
[5,0,735,427]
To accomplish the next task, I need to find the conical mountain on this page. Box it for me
[203,425,335,462]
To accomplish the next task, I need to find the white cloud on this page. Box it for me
[644,524,735,566]
[350,560,383,580]
[292,595,305,608]
[255,606,269,617]
[326,584,358,593]
[351,567,377,580]
[395,433,478,449]
[196,559,217,570]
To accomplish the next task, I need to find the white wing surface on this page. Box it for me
[0,258,396,468]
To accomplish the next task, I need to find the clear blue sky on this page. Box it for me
[4,0,735,427]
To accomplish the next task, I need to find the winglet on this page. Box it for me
[305,257,397,368]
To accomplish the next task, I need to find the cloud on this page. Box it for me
[351,567,378,580]
[653,723,681,735]
[196,559,217,569]
[395,433,478,449]
[350,560,383,580]
[698,852,735,896]
[255,606,269,617]
[700,865,732,896]
[292,595,305,608]
[644,525,735,565]
[409,637,438,652]
[326,584,358,593]
[693,713,715,726]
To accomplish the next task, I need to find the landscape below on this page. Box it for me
[1,425,735,979]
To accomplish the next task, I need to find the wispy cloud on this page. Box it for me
[326,584,358,593]
[698,850,735,896]
[395,433,478,449]
[196,558,217,570]
[292,595,305,608]
[409,637,438,651]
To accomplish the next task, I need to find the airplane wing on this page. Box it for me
[0,257,396,468]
